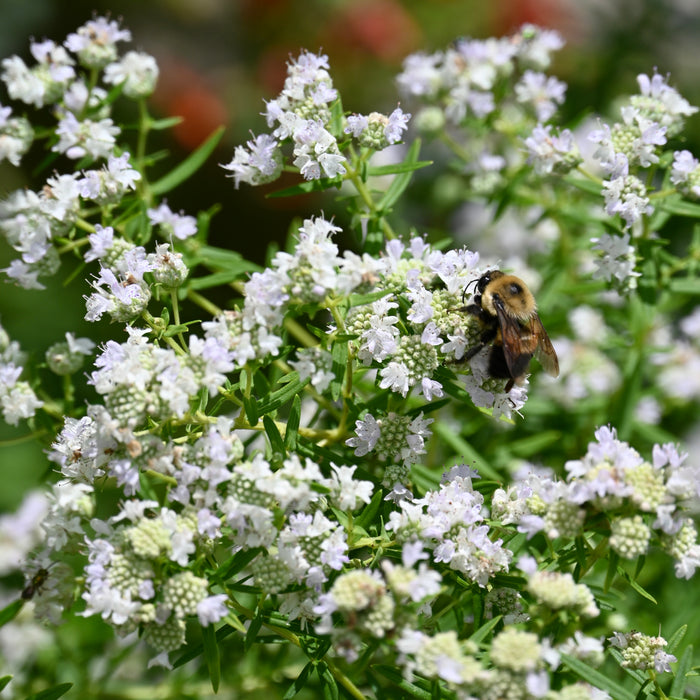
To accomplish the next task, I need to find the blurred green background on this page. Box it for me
[2,0,700,510]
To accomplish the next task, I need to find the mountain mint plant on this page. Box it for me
[0,14,698,700]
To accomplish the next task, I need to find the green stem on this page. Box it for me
[187,289,223,317]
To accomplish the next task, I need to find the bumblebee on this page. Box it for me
[462,270,559,391]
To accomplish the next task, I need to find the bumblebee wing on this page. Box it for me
[493,300,535,381]
[530,314,560,377]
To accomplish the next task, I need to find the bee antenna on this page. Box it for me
[462,276,480,305]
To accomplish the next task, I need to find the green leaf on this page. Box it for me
[256,374,309,416]
[285,394,301,451]
[0,676,11,692]
[469,615,502,645]
[367,160,433,176]
[190,245,260,271]
[173,624,237,667]
[330,340,348,401]
[563,174,603,196]
[668,277,700,294]
[371,665,432,699]
[377,138,423,211]
[506,431,562,457]
[657,197,700,218]
[669,644,693,699]
[560,653,635,700]
[317,662,339,700]
[267,177,342,199]
[149,116,184,130]
[201,624,221,693]
[347,289,392,307]
[151,126,225,195]
[354,489,384,532]
[188,271,247,290]
[25,683,73,700]
[211,547,265,583]
[665,624,687,654]
[431,422,499,481]
[616,566,657,603]
[263,415,286,458]
[283,661,313,699]
[244,395,259,426]
[0,600,23,627]
[244,609,263,651]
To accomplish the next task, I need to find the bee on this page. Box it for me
[21,567,49,600]
[462,270,559,392]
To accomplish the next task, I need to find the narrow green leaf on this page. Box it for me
[665,624,687,654]
[616,566,657,603]
[657,197,700,218]
[330,340,348,401]
[560,653,635,700]
[432,422,499,480]
[151,126,225,196]
[267,177,342,199]
[189,245,259,269]
[173,624,237,667]
[317,663,339,700]
[188,271,250,290]
[669,277,700,294]
[149,116,184,130]
[211,548,265,584]
[347,289,392,307]
[244,610,263,651]
[371,665,432,699]
[0,600,23,626]
[563,174,604,196]
[507,431,562,457]
[669,644,693,699]
[256,374,309,416]
[367,160,433,176]
[604,552,619,593]
[285,394,301,451]
[0,676,11,692]
[201,624,221,693]
[469,615,502,645]
[378,138,422,211]
[244,395,259,426]
[263,415,286,458]
[25,683,73,700]
[354,489,384,533]
[283,661,313,699]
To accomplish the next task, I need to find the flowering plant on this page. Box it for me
[0,15,699,700]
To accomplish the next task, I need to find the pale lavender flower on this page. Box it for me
[221,133,282,188]
[53,112,120,160]
[515,70,566,122]
[147,202,197,240]
[197,594,228,625]
[104,51,159,98]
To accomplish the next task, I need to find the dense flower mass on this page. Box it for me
[0,14,699,700]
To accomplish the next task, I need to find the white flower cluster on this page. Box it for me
[204,216,520,416]
[42,407,377,657]
[0,320,43,425]
[398,24,565,126]
[222,50,410,187]
[0,16,173,290]
[496,426,700,578]
[387,465,513,586]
